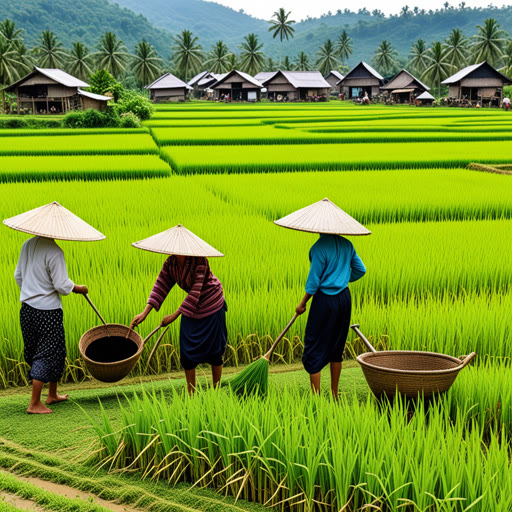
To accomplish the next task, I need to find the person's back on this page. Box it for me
[15,236,74,310]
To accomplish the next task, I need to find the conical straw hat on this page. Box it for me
[3,201,105,241]
[274,198,371,236]
[132,224,224,257]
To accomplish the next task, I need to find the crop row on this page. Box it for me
[91,367,512,511]
[0,155,170,183]
[0,128,149,137]
[162,140,512,173]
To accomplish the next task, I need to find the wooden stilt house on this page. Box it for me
[337,62,385,99]
[211,70,263,101]
[380,69,430,104]
[261,71,331,101]
[146,73,192,102]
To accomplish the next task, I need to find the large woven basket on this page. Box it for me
[351,325,476,399]
[79,324,144,383]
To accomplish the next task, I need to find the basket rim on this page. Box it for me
[79,323,144,366]
[356,350,466,376]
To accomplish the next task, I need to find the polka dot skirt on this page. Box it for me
[20,303,66,383]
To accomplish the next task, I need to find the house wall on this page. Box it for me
[82,97,108,111]
[449,85,459,97]
[461,78,503,87]
[218,74,257,88]
[47,85,77,97]
[325,75,339,88]
[152,88,187,101]
[382,72,419,90]
[342,77,380,87]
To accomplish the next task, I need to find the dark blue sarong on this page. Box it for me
[302,288,351,374]
[179,302,227,371]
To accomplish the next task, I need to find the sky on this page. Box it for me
[208,0,502,20]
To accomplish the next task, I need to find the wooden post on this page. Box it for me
[61,97,64,113]
[46,96,48,114]
[32,97,35,115]
[16,91,19,114]
[1,89,5,114]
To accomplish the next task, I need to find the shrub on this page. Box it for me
[119,94,153,121]
[119,112,142,128]
[102,104,121,127]
[4,118,27,129]
[89,69,117,96]
[62,110,85,128]
[82,109,105,128]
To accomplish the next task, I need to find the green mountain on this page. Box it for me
[0,0,175,57]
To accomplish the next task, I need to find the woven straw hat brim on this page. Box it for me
[132,224,224,257]
[274,198,371,236]
[3,201,105,241]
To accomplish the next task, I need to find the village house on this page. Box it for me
[380,69,430,104]
[324,70,345,94]
[261,71,331,101]
[3,66,111,114]
[337,62,385,99]
[442,61,511,107]
[211,70,263,101]
[146,73,192,102]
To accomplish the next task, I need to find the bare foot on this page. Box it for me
[27,402,53,414]
[46,393,69,405]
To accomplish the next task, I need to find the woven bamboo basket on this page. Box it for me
[351,325,476,399]
[79,324,144,383]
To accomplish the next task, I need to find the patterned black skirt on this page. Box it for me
[20,303,67,383]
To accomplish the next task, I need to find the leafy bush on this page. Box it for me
[107,82,124,102]
[119,93,153,121]
[119,112,142,128]
[62,110,84,128]
[89,69,117,96]
[4,118,27,128]
[102,104,121,127]
[82,109,105,128]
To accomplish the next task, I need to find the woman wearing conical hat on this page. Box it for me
[3,202,105,414]
[130,225,227,394]
[275,198,370,399]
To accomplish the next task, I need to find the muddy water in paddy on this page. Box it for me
[85,337,138,363]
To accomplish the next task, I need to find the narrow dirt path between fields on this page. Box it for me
[1,490,47,511]
[1,469,144,512]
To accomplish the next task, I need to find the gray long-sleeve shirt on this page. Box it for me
[15,236,74,310]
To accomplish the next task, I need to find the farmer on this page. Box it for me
[3,201,105,414]
[130,224,227,394]
[503,97,510,111]
[274,198,370,399]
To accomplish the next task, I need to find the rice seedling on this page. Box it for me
[162,140,512,173]
[90,381,512,511]
[0,128,149,137]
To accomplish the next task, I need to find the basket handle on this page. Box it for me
[143,325,162,345]
[458,352,477,369]
[350,324,377,353]
[145,326,170,370]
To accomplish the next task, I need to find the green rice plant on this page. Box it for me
[0,155,171,183]
[0,128,149,137]
[90,384,512,511]
[0,134,158,156]
[162,140,512,173]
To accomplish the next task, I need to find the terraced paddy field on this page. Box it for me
[0,102,510,511]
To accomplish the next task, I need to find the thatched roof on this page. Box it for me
[5,66,89,92]
[380,69,430,91]
[262,71,331,89]
[146,73,193,90]
[442,61,512,85]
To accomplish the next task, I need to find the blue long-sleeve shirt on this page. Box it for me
[305,234,366,295]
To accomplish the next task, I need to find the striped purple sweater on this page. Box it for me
[147,256,224,319]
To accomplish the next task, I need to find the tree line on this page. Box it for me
[1,9,511,97]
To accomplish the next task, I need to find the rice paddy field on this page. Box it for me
[1,102,511,511]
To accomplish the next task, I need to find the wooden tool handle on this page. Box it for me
[263,314,298,361]
[350,324,377,353]
[143,325,162,345]
[83,294,107,326]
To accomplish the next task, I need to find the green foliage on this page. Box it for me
[119,112,142,128]
[118,93,153,120]
[88,69,117,96]
[62,110,84,128]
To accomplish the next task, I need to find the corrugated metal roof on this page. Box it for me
[77,89,111,101]
[188,71,211,86]
[416,91,435,100]
[255,71,278,82]
[262,71,331,89]
[381,69,430,91]
[146,73,192,90]
[325,70,344,80]
[4,66,89,91]
[442,61,512,85]
[212,70,263,88]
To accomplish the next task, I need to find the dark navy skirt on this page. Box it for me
[302,288,351,374]
[179,302,227,371]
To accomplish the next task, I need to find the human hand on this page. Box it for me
[130,312,147,329]
[161,311,180,327]
[73,284,88,295]
[295,303,307,316]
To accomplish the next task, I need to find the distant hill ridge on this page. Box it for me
[2,0,512,64]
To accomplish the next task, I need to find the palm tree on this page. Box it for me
[336,30,353,65]
[205,41,232,74]
[67,42,93,81]
[0,19,22,43]
[372,40,398,75]
[283,55,291,70]
[172,30,202,82]
[226,53,238,71]
[266,57,277,72]
[33,30,67,68]
[445,28,468,70]
[94,32,130,78]
[501,40,512,77]
[268,8,295,67]
[409,39,429,76]
[133,39,161,86]
[238,33,265,76]
[472,18,507,66]
[294,51,310,71]
[0,36,19,84]
[423,41,451,97]
[316,39,339,76]
[13,40,32,77]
